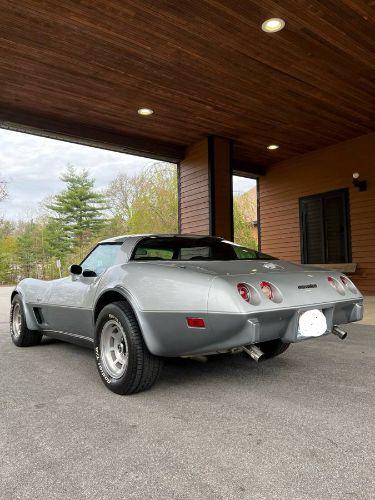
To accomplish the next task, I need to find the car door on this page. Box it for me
[43,243,123,339]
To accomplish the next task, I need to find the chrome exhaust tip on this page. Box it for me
[242,345,265,363]
[332,326,348,340]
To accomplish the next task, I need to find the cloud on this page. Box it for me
[0,129,155,220]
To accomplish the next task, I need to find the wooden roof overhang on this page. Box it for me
[0,0,374,170]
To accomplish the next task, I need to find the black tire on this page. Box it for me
[256,339,290,359]
[94,301,163,395]
[10,295,43,347]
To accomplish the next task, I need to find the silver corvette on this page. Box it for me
[10,234,363,394]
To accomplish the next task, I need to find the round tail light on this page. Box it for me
[327,276,345,295]
[259,281,273,300]
[237,283,251,302]
[340,275,358,294]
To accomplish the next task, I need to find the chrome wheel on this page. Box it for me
[12,303,22,338]
[100,319,129,379]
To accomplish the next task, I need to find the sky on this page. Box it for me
[0,128,255,220]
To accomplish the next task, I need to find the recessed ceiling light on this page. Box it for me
[267,144,279,150]
[261,18,285,33]
[138,107,154,116]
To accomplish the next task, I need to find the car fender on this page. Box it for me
[11,283,41,331]
[93,284,157,354]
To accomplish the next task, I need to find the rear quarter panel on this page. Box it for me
[98,262,216,355]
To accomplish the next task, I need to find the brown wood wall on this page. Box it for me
[179,139,210,234]
[260,132,375,294]
[212,137,233,240]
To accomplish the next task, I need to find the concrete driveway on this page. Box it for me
[0,286,374,499]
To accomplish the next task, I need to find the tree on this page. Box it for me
[15,221,42,278]
[44,218,70,260]
[47,166,107,257]
[106,163,178,234]
[233,187,258,249]
[0,235,17,284]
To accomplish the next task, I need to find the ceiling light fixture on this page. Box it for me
[137,107,154,116]
[261,18,285,33]
[267,144,279,150]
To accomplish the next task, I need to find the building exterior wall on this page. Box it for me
[212,137,233,240]
[179,139,210,234]
[179,136,233,239]
[260,132,375,294]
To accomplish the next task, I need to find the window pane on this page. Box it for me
[324,194,347,263]
[300,190,350,264]
[81,244,121,274]
[133,247,174,260]
[301,198,324,264]
[179,247,210,260]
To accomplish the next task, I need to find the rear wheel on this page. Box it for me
[256,339,290,359]
[94,301,163,395]
[10,295,43,347]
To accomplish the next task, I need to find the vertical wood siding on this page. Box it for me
[179,139,210,234]
[212,137,233,240]
[260,132,375,294]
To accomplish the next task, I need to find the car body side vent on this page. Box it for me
[33,307,44,325]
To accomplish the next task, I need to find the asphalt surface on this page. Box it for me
[0,286,374,500]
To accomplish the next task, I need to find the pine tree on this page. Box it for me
[47,166,107,255]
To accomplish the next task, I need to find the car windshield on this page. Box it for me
[132,236,277,261]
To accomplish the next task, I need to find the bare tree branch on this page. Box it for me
[0,179,7,202]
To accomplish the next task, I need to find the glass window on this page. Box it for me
[131,236,276,261]
[300,189,351,264]
[81,243,122,274]
[133,246,174,260]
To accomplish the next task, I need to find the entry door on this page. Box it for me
[300,189,351,264]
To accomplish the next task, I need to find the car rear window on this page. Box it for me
[132,237,276,261]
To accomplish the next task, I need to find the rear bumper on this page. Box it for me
[250,298,363,344]
[140,298,363,357]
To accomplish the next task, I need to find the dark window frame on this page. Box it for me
[299,188,352,264]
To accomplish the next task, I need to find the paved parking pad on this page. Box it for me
[0,287,374,499]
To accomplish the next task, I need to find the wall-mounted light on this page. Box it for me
[352,172,367,192]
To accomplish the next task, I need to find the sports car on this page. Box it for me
[10,234,363,394]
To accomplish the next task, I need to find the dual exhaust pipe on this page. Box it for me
[243,325,348,363]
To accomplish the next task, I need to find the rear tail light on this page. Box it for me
[237,283,251,302]
[327,276,345,295]
[259,281,274,300]
[340,275,358,294]
[186,317,205,328]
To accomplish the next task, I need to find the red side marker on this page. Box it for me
[186,317,206,328]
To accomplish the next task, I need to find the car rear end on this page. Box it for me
[206,264,363,351]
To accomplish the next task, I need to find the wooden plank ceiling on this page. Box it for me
[0,0,374,166]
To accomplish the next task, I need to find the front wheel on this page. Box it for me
[256,339,290,359]
[94,301,163,395]
[10,295,43,347]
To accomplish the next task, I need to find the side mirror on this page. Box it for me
[82,269,97,278]
[69,264,82,275]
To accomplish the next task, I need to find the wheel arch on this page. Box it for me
[93,287,157,354]
[11,288,20,302]
[94,288,134,323]
[10,288,41,331]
